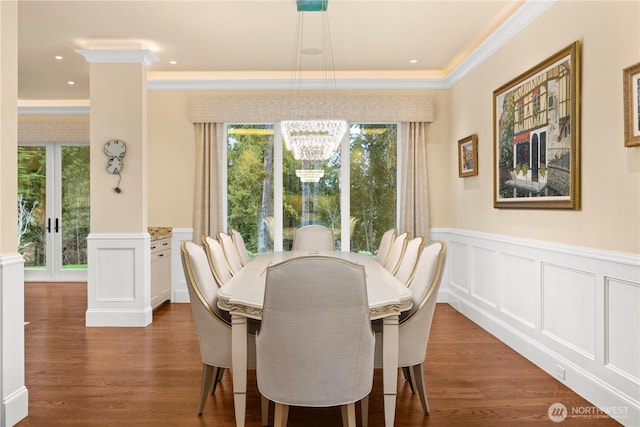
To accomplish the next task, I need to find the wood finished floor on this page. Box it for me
[18,282,618,426]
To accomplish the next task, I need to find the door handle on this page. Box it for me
[55,218,60,233]
[47,218,51,233]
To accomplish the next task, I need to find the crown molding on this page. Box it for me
[75,49,158,67]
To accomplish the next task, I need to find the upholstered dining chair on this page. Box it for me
[362,241,447,425]
[256,256,375,427]
[180,241,268,421]
[394,236,425,286]
[230,228,251,266]
[217,231,244,275]
[375,228,397,266]
[202,236,233,287]
[383,231,409,275]
[291,224,335,252]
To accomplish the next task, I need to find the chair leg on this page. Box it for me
[261,395,270,426]
[340,403,356,427]
[274,403,289,427]
[199,364,216,415]
[211,367,225,394]
[402,366,415,392]
[361,395,369,427]
[411,363,430,414]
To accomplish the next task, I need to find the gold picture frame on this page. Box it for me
[458,134,478,177]
[623,62,640,147]
[493,41,581,209]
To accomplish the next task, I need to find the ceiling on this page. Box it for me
[18,0,544,102]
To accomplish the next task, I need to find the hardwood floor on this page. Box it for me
[18,282,618,426]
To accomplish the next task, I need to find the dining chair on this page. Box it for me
[375,228,396,266]
[202,236,233,287]
[362,241,446,424]
[217,231,244,275]
[230,228,251,266]
[394,236,425,286]
[256,256,375,427]
[383,231,409,275]
[291,224,335,252]
[180,241,268,421]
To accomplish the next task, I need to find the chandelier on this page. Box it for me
[280,0,347,162]
[295,169,325,183]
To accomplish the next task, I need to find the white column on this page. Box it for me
[77,48,157,327]
[0,1,29,425]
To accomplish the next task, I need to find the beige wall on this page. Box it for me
[22,1,639,254]
[449,0,639,254]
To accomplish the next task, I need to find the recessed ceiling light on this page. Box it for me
[55,56,63,60]
[409,59,418,64]
[169,60,177,65]
[67,81,75,85]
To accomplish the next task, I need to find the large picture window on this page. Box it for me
[225,123,397,256]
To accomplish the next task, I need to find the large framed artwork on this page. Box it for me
[623,62,640,147]
[493,41,581,209]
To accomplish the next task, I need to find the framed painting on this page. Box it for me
[458,134,478,177]
[623,62,640,147]
[493,41,581,209]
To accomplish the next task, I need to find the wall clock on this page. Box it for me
[104,139,126,193]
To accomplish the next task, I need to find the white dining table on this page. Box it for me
[217,251,413,427]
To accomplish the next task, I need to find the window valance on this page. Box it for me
[18,120,89,143]
[190,95,433,123]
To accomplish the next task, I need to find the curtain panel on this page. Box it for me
[400,122,430,241]
[192,122,224,244]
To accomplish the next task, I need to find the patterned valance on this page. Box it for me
[190,95,434,123]
[18,120,89,143]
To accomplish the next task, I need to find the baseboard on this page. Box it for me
[85,307,152,327]
[3,386,28,427]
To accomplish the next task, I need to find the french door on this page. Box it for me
[18,143,90,282]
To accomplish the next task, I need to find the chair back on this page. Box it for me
[291,225,335,252]
[202,236,233,286]
[230,228,251,266]
[398,241,447,367]
[375,228,396,265]
[180,241,233,367]
[394,236,425,285]
[384,231,408,275]
[218,231,244,274]
[256,256,374,407]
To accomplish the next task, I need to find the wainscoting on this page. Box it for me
[430,228,639,426]
[168,228,639,425]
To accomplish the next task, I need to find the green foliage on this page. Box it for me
[226,123,398,254]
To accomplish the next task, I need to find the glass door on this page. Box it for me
[18,143,90,282]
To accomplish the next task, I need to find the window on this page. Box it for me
[225,123,397,256]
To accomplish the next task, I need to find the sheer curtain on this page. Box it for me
[400,122,430,241]
[192,122,224,244]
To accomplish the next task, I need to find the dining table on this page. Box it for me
[217,250,413,427]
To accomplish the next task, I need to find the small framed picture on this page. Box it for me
[623,62,640,147]
[458,134,478,177]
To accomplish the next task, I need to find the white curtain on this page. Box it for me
[192,122,224,244]
[400,122,430,241]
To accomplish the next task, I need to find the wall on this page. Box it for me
[449,0,639,255]
[445,2,639,424]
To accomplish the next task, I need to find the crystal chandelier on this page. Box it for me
[295,169,325,183]
[281,0,347,162]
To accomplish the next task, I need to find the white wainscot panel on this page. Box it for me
[542,263,596,360]
[471,246,497,307]
[450,241,469,293]
[606,277,640,383]
[96,248,136,301]
[499,253,537,328]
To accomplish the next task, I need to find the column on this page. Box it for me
[0,1,29,425]
[77,47,158,326]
